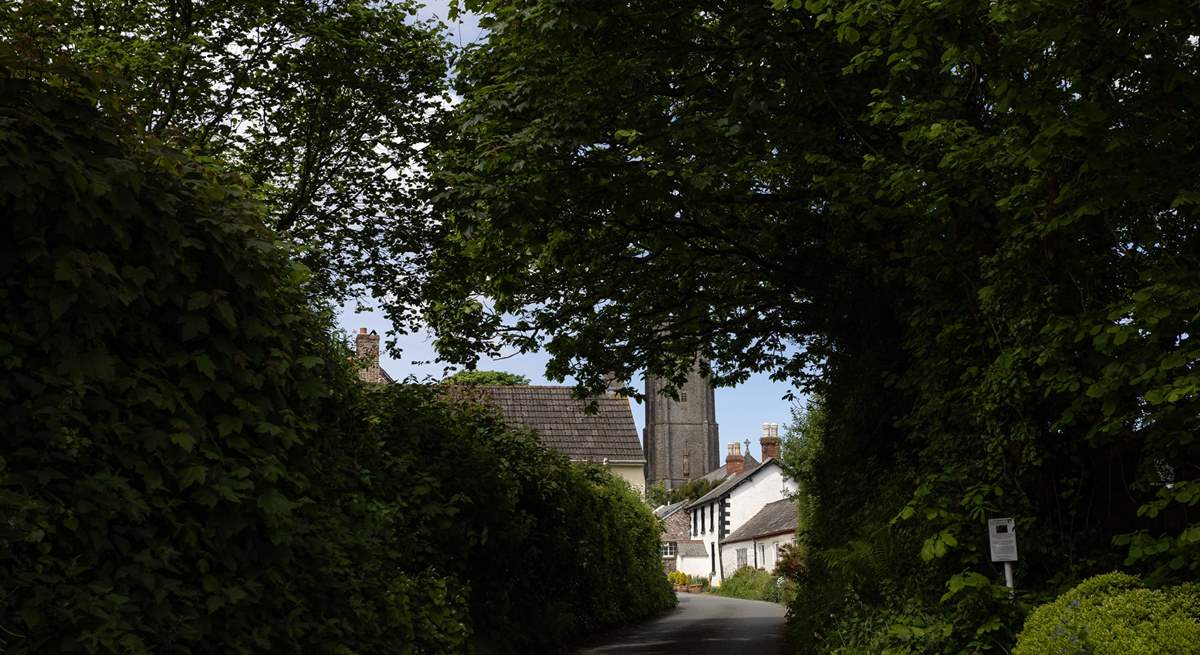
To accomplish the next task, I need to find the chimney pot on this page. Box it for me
[725,441,745,475]
[760,422,782,460]
[355,328,384,384]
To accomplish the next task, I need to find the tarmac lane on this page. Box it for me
[572,593,787,654]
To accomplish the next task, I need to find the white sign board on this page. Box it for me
[988,518,1018,562]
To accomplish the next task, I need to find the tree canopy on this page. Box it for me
[441,369,531,386]
[426,1,1200,650]
[2,0,448,306]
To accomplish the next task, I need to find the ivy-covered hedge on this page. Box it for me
[1014,573,1200,655]
[0,73,672,653]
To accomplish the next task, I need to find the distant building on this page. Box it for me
[472,385,647,493]
[720,498,798,576]
[644,366,719,490]
[352,328,646,491]
[683,424,797,586]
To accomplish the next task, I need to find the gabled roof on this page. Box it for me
[699,453,760,483]
[469,386,645,464]
[687,458,781,509]
[655,500,688,519]
[723,499,798,543]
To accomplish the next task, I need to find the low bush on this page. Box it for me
[714,567,792,604]
[1014,572,1200,655]
[668,570,689,585]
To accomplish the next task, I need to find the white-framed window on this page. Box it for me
[758,544,766,568]
[661,542,677,557]
[736,548,748,568]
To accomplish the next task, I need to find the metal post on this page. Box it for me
[1003,562,1014,592]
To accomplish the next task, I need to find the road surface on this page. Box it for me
[573,593,788,654]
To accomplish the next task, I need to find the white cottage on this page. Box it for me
[720,498,797,577]
[683,427,798,586]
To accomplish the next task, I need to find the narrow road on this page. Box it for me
[573,593,787,654]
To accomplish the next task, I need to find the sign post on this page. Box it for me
[988,518,1017,593]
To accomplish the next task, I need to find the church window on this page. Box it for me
[736,548,747,568]
[679,390,688,402]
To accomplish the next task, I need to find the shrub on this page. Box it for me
[714,567,791,603]
[668,570,689,585]
[1014,572,1200,655]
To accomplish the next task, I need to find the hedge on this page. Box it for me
[0,71,672,653]
[1014,572,1200,655]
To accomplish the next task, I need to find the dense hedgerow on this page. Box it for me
[1014,573,1200,655]
[0,72,672,653]
[366,386,676,653]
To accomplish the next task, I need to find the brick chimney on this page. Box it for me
[760,422,781,460]
[355,328,386,384]
[726,442,745,476]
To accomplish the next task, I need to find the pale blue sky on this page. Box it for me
[337,1,802,461]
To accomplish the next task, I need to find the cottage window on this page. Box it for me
[736,548,747,568]
[692,511,697,536]
[700,506,706,534]
[661,542,677,557]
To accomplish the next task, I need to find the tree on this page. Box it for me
[441,369,531,386]
[425,1,1200,651]
[1,0,449,306]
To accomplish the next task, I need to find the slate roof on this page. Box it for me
[471,386,645,463]
[723,499,798,543]
[699,453,760,483]
[687,458,780,509]
[677,540,708,558]
[655,500,688,520]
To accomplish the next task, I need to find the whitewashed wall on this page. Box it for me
[676,554,711,579]
[721,533,795,577]
[727,464,797,530]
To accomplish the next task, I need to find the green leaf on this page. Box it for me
[257,490,293,515]
[180,465,207,489]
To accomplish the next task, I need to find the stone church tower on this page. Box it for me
[644,368,719,490]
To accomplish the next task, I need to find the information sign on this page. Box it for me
[988,518,1018,562]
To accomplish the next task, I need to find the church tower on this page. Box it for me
[644,367,719,490]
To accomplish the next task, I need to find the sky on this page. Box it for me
[336,1,804,462]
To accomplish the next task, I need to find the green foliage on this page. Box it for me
[0,0,449,307]
[668,570,689,585]
[714,567,792,605]
[0,70,445,653]
[441,369,531,386]
[676,478,724,503]
[367,387,676,652]
[1014,573,1200,655]
[0,72,673,654]
[425,1,1200,652]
